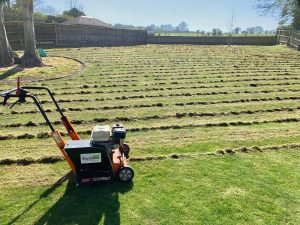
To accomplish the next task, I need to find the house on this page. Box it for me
[61,16,111,28]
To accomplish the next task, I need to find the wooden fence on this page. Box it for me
[277,29,300,50]
[7,22,293,50]
[147,36,277,46]
[5,22,147,50]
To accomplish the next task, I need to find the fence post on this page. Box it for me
[276,29,280,44]
[287,29,291,47]
[122,29,125,45]
[105,29,108,45]
[85,27,88,46]
[19,22,23,49]
[55,24,58,46]
[82,26,85,46]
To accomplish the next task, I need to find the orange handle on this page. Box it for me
[51,130,76,175]
[61,116,80,140]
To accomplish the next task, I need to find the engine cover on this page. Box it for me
[91,125,111,142]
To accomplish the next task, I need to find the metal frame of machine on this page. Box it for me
[0,78,134,184]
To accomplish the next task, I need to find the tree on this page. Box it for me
[212,28,222,36]
[159,24,175,32]
[246,27,255,34]
[33,0,46,11]
[35,5,56,15]
[245,26,264,34]
[0,0,16,67]
[63,0,85,17]
[21,0,43,67]
[4,0,55,22]
[256,0,300,29]
[63,7,85,18]
[294,0,300,28]
[254,26,264,33]
[68,0,84,11]
[177,21,189,32]
[147,24,158,31]
[233,27,241,34]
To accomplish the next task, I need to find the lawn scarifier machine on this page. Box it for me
[0,78,134,184]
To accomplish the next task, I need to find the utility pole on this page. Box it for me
[228,10,235,45]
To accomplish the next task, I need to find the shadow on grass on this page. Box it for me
[8,172,133,225]
[0,65,24,81]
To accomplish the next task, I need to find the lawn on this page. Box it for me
[0,45,300,225]
[0,57,83,82]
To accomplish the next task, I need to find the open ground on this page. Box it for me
[0,45,300,225]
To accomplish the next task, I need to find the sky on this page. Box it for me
[43,0,279,31]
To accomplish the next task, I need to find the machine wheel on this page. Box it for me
[120,144,130,158]
[118,166,134,182]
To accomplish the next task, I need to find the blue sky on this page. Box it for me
[44,0,279,31]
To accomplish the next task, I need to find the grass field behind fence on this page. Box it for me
[154,32,275,36]
[0,45,300,225]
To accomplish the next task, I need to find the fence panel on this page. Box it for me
[6,21,291,50]
[4,22,147,49]
[5,22,24,49]
[147,36,277,46]
[277,29,300,50]
[55,24,147,47]
[289,30,300,50]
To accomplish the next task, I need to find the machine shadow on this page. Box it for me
[33,175,134,225]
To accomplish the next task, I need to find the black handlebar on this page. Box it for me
[1,86,63,114]
[0,87,17,97]
[22,86,64,117]
[1,87,27,108]
[0,86,63,132]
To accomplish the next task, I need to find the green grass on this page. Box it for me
[0,57,83,81]
[1,150,299,225]
[0,45,300,224]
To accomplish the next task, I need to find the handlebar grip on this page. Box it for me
[0,88,17,97]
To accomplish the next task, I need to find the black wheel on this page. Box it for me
[120,144,130,158]
[118,166,134,182]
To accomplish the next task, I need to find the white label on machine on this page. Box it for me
[80,153,101,164]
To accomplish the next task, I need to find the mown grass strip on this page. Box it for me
[175,96,300,106]
[47,76,300,91]
[43,81,300,97]
[9,93,300,114]
[1,117,300,140]
[1,143,299,166]
[33,87,300,100]
[2,105,300,128]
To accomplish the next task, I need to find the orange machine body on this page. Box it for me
[112,148,129,174]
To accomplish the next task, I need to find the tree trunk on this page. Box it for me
[293,0,300,30]
[21,0,44,67]
[0,2,14,67]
